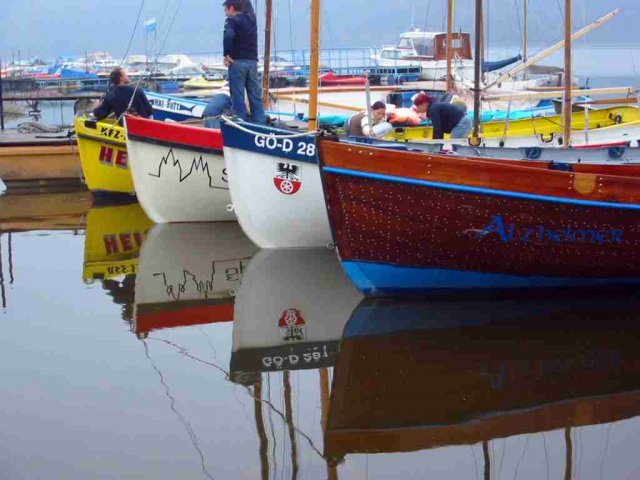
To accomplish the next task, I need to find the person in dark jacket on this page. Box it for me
[222,0,265,124]
[91,67,153,124]
[425,95,471,140]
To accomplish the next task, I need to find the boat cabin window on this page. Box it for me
[398,38,413,50]
[413,38,435,58]
[381,50,401,60]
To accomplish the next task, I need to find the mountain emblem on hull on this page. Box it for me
[149,148,225,189]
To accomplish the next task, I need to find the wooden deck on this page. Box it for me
[0,131,76,147]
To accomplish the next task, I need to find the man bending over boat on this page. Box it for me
[91,68,153,124]
[346,101,393,138]
[222,0,265,124]
[419,93,471,139]
[203,83,232,128]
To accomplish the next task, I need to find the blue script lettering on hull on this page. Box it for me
[476,215,624,245]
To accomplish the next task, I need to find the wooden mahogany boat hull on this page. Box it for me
[74,117,134,194]
[133,222,257,338]
[318,138,640,295]
[125,116,234,223]
[221,121,332,248]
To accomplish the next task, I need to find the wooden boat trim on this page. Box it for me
[318,138,640,206]
[324,165,640,210]
[0,145,77,156]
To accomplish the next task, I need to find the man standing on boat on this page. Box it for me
[91,67,153,124]
[222,0,266,124]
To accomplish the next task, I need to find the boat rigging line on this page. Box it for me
[120,0,147,66]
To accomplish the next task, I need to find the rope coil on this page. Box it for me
[220,115,320,139]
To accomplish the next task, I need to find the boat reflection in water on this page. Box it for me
[82,201,154,283]
[229,247,362,479]
[133,222,258,338]
[230,247,363,384]
[325,289,640,475]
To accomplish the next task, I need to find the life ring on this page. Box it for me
[608,146,625,159]
[525,147,542,160]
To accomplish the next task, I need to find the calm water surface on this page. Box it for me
[1,194,640,479]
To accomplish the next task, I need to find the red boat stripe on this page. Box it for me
[125,115,223,150]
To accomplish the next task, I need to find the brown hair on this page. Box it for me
[222,0,243,10]
[372,101,386,111]
[109,67,124,86]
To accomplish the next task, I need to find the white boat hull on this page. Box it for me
[221,122,332,248]
[125,116,236,223]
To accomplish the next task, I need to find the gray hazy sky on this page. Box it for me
[2,0,639,62]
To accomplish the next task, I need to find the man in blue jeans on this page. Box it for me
[222,0,266,124]
[203,83,231,128]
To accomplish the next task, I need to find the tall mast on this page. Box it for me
[446,0,454,91]
[0,60,5,131]
[523,0,528,63]
[262,0,273,108]
[563,0,572,146]
[483,9,618,91]
[471,0,482,141]
[308,0,321,131]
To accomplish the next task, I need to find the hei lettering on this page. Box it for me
[98,146,128,168]
[103,230,146,254]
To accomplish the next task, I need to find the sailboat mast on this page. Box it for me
[446,0,454,91]
[563,0,572,146]
[471,0,482,140]
[308,0,321,131]
[523,0,528,64]
[262,0,273,108]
